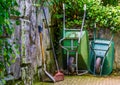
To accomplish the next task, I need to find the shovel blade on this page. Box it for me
[44,69,55,82]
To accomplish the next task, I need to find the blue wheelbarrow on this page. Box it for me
[89,26,114,76]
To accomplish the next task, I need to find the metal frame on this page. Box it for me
[59,4,88,75]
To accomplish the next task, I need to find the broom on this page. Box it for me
[42,7,64,82]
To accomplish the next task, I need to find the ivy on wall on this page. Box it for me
[0,0,20,84]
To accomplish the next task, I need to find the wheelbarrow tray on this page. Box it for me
[89,39,114,76]
[62,30,89,70]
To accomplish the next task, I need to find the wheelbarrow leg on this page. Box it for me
[67,50,69,74]
[76,51,78,74]
[100,57,106,76]
[94,54,97,75]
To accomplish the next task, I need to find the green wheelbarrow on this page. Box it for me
[59,4,88,75]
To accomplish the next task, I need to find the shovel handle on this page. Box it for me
[39,33,43,62]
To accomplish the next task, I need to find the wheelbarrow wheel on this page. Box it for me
[95,57,101,74]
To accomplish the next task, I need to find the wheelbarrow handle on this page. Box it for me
[84,4,86,11]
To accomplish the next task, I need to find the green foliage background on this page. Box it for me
[49,0,120,55]
[51,0,120,31]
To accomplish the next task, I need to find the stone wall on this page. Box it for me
[8,0,53,84]
[113,33,120,69]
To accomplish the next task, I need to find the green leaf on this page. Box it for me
[1,79,6,84]
[16,20,20,25]
[11,59,15,63]
[15,10,20,16]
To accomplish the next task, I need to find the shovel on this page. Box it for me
[38,26,55,82]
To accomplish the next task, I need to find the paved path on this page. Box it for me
[34,75,120,85]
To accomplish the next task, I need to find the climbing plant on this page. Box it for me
[0,0,20,84]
